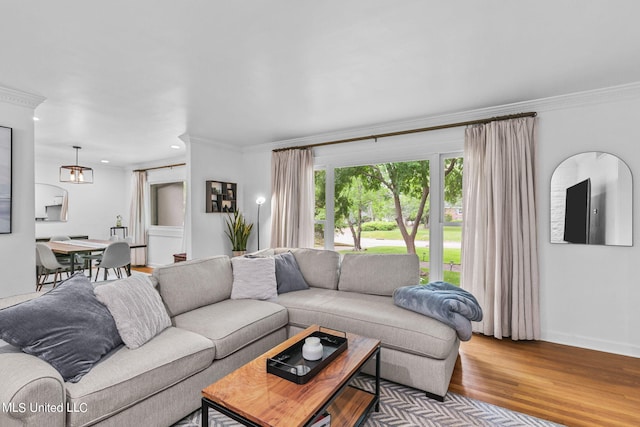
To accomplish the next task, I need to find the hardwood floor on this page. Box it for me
[131,265,154,274]
[449,334,640,426]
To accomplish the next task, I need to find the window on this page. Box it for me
[314,169,326,248]
[149,181,185,226]
[315,152,463,284]
[440,155,463,285]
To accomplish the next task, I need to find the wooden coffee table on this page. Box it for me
[201,325,381,427]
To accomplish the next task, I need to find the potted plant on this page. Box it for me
[224,210,253,256]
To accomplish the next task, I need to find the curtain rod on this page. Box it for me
[272,111,537,152]
[133,162,186,173]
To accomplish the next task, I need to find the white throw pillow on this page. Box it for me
[94,275,171,349]
[230,256,277,300]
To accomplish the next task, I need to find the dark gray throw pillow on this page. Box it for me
[274,251,309,294]
[0,273,122,382]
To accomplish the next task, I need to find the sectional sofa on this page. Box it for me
[0,248,460,427]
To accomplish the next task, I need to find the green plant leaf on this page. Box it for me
[224,210,253,251]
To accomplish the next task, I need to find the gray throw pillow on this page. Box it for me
[94,275,171,349]
[274,251,309,294]
[230,256,277,300]
[0,273,122,383]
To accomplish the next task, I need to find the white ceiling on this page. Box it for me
[3,0,640,167]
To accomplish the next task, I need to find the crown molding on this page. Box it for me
[0,84,46,109]
[245,81,640,153]
[180,132,242,153]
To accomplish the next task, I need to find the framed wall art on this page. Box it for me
[205,180,237,213]
[0,125,12,234]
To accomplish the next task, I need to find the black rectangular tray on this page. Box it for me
[266,327,348,384]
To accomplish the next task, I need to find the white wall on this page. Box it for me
[241,85,640,357]
[537,96,640,357]
[186,136,244,259]
[34,156,129,240]
[0,87,44,297]
[241,147,272,253]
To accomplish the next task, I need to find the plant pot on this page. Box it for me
[232,250,247,257]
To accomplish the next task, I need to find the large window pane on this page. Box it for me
[314,169,326,248]
[442,156,463,285]
[332,161,431,282]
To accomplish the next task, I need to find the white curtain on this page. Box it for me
[461,117,540,340]
[270,149,314,248]
[129,171,148,266]
[60,191,69,221]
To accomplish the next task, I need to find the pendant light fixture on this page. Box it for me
[60,146,94,184]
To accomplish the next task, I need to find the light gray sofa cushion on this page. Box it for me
[153,256,232,317]
[338,253,420,296]
[94,275,171,349]
[65,327,214,427]
[276,248,340,290]
[172,299,288,359]
[277,288,457,360]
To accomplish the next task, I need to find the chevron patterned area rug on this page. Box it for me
[175,375,563,427]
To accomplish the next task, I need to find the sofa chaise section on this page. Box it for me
[278,288,459,398]
[278,289,456,360]
[276,250,460,400]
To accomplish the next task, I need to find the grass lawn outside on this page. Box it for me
[360,225,462,242]
[422,269,460,286]
[341,245,460,264]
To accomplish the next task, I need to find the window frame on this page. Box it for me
[149,181,186,227]
[314,137,463,282]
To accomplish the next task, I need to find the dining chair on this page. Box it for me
[35,242,76,290]
[94,241,131,281]
[76,239,105,276]
[48,235,77,266]
[35,247,46,291]
[87,234,123,274]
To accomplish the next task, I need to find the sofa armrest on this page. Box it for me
[0,352,66,427]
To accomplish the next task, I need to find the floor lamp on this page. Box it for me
[256,196,265,250]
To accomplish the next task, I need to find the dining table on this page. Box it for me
[43,239,146,277]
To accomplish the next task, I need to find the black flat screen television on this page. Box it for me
[563,178,591,244]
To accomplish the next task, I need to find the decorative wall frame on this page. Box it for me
[206,180,237,213]
[0,126,12,234]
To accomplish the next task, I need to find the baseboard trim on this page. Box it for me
[542,331,640,358]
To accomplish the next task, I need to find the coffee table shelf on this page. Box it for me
[201,325,381,427]
[326,385,378,427]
